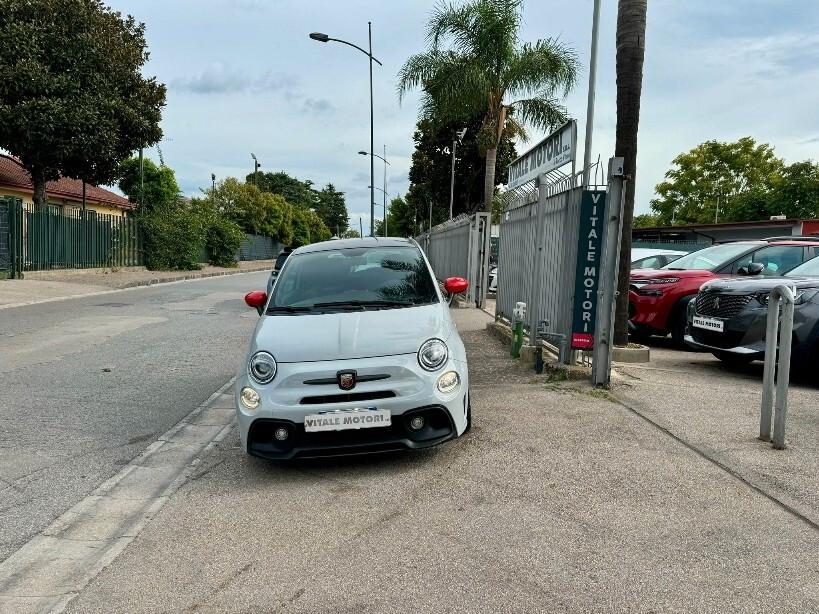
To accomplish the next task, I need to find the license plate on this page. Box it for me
[693,316,724,332]
[303,408,391,433]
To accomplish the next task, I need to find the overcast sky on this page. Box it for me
[107,0,819,235]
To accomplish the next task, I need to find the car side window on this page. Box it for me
[732,245,806,275]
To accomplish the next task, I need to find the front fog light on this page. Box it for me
[240,386,260,410]
[410,416,425,430]
[436,370,460,394]
[274,427,289,441]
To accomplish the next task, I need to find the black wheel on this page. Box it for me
[671,297,694,347]
[711,351,754,366]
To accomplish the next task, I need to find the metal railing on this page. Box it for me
[3,198,142,277]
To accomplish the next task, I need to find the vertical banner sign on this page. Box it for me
[571,190,608,349]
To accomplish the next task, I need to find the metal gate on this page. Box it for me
[495,179,583,362]
[415,212,490,308]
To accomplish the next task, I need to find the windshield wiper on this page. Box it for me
[265,305,314,314]
[312,300,414,311]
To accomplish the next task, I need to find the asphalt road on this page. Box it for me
[0,271,269,562]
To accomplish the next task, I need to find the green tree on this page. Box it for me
[633,213,659,228]
[398,0,579,212]
[0,0,165,205]
[769,161,819,219]
[118,157,180,211]
[341,229,361,239]
[315,183,349,234]
[614,0,649,346]
[649,138,785,225]
[251,171,317,210]
[405,115,517,228]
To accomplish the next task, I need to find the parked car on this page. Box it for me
[630,247,686,270]
[488,265,497,293]
[266,248,292,295]
[238,237,471,460]
[686,255,819,366]
[629,238,819,344]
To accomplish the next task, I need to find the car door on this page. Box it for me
[725,245,807,276]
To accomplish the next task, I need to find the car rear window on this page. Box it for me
[662,243,754,271]
[269,246,439,309]
[786,254,819,277]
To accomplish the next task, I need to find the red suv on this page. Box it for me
[629,238,819,344]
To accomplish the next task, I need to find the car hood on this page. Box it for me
[250,303,453,363]
[701,275,819,293]
[630,269,716,282]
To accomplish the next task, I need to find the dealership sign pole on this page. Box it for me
[591,158,626,386]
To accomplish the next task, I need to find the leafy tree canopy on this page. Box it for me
[373,195,418,238]
[648,137,805,225]
[315,183,349,234]
[249,170,349,234]
[0,0,165,204]
[118,157,180,212]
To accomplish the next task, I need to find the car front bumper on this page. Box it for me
[235,353,469,460]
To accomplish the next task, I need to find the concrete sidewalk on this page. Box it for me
[61,308,818,613]
[0,260,276,308]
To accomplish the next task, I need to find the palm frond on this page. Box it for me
[503,115,528,142]
[397,51,446,103]
[504,38,580,102]
[512,96,569,133]
[399,48,490,121]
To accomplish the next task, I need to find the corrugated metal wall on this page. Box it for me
[496,185,583,345]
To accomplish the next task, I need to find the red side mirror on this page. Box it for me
[244,291,268,313]
[444,277,468,295]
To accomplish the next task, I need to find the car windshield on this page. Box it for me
[786,254,819,278]
[267,246,439,312]
[662,243,754,271]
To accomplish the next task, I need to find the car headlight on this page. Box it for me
[436,371,460,393]
[418,338,448,371]
[795,289,819,305]
[240,386,261,410]
[248,351,277,384]
[756,293,770,307]
[642,277,680,285]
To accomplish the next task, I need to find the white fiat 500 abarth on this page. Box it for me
[236,237,470,460]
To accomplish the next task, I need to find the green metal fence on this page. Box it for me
[5,198,142,278]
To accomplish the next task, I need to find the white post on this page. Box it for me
[760,284,795,448]
[582,0,601,188]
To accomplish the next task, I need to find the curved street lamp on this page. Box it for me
[361,147,389,236]
[311,25,382,236]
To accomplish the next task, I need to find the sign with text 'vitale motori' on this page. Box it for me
[571,190,608,350]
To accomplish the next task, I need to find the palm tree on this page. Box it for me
[613,0,648,346]
[398,0,579,212]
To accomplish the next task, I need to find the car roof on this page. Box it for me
[291,236,417,255]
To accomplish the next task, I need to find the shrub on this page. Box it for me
[139,206,204,271]
[206,217,244,267]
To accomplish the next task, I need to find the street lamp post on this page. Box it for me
[369,185,390,236]
[359,148,389,236]
[251,153,260,187]
[311,26,382,236]
[211,173,216,192]
[449,128,467,219]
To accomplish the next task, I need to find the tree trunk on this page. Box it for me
[483,147,497,213]
[613,0,648,347]
[32,164,48,207]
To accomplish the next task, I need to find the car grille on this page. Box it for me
[299,391,396,405]
[695,293,752,319]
